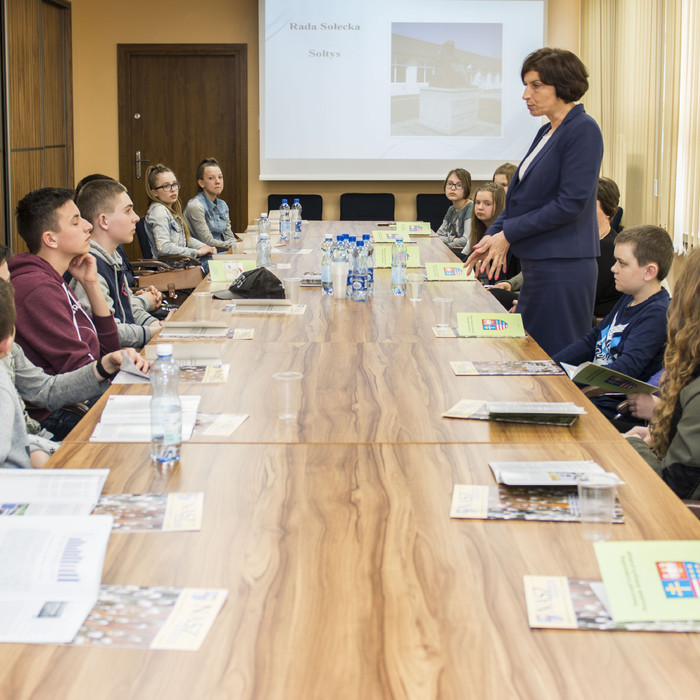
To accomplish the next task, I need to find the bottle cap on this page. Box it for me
[282,199,288,204]
[156,343,174,357]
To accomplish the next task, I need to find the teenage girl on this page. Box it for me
[145,164,216,259]
[183,157,238,249]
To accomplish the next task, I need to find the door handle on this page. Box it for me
[135,151,150,180]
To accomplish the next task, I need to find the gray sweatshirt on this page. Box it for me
[70,240,159,348]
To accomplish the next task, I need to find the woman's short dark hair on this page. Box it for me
[521,48,589,103]
[597,177,620,219]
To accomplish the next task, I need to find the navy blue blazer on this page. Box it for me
[487,104,603,260]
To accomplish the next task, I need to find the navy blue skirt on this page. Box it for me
[517,257,597,356]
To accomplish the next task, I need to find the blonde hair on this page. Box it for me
[468,182,506,251]
[145,164,191,242]
[651,248,700,457]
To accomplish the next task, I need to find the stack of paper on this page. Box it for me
[89,395,201,442]
[443,400,586,426]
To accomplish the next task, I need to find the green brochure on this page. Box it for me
[395,221,431,235]
[372,230,412,243]
[374,245,421,268]
[208,259,256,282]
[594,540,700,622]
[456,312,525,338]
[425,262,476,281]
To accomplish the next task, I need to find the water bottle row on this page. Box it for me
[278,198,303,245]
[321,233,409,298]
[320,233,375,301]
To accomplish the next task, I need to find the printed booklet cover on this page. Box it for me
[71,585,228,651]
[425,263,477,281]
[450,360,564,376]
[524,576,700,632]
[594,540,700,622]
[450,484,624,523]
[561,362,657,394]
[457,312,526,338]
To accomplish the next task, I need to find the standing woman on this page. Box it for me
[465,48,603,355]
[436,168,473,257]
[145,164,217,260]
[184,158,239,250]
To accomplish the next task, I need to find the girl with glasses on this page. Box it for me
[436,168,472,258]
[183,158,239,250]
[145,164,217,260]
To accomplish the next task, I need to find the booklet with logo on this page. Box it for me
[394,221,431,235]
[450,484,624,523]
[524,576,700,632]
[371,230,412,243]
[594,540,700,623]
[443,400,586,426]
[425,262,477,281]
[561,362,658,394]
[456,312,526,338]
[450,360,564,376]
[208,258,256,282]
[373,244,421,268]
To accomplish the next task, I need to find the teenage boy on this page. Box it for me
[552,224,674,420]
[9,187,121,375]
[0,278,148,467]
[73,179,164,348]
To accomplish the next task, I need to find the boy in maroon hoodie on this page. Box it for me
[9,188,121,437]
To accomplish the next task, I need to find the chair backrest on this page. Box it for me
[267,194,323,220]
[340,193,395,221]
[416,193,451,233]
[135,219,156,258]
[610,206,624,232]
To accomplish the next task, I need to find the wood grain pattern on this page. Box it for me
[5,226,699,699]
[2,441,697,700]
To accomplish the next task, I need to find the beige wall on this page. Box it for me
[71,0,578,223]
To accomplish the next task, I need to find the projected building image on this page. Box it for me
[391,22,503,137]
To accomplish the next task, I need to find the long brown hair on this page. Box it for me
[468,182,506,250]
[651,248,700,456]
[145,163,191,242]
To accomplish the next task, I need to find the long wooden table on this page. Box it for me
[4,222,700,699]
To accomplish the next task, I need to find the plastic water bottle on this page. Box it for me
[279,199,291,241]
[363,234,374,295]
[321,235,333,294]
[150,343,182,468]
[257,214,272,267]
[391,235,407,295]
[291,198,302,247]
[351,240,369,302]
[346,236,357,297]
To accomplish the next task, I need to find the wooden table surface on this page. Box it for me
[4,222,700,700]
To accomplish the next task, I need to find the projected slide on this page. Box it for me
[260,1,545,180]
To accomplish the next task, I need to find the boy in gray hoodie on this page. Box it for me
[72,179,168,348]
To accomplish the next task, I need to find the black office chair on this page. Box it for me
[339,193,395,221]
[267,194,323,220]
[134,219,197,267]
[610,206,624,231]
[416,193,451,233]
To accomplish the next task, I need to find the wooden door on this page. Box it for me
[117,44,247,259]
[5,0,73,252]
